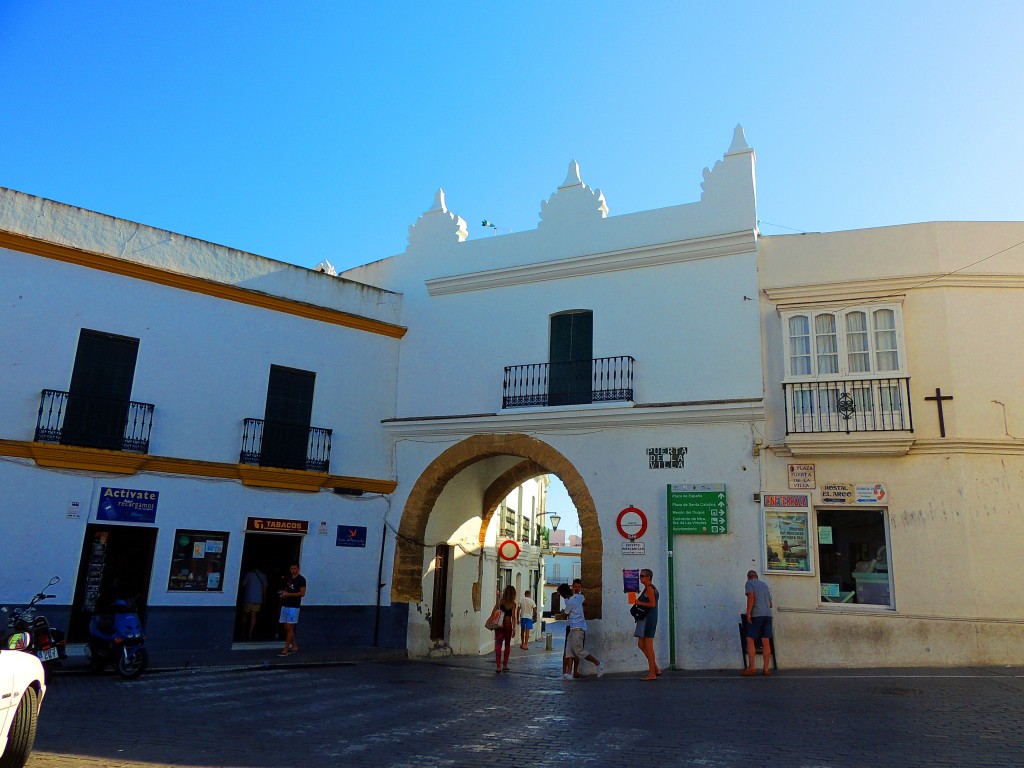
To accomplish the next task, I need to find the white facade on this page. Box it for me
[0,188,406,652]
[758,223,1024,666]
[346,127,765,671]
[4,127,1019,669]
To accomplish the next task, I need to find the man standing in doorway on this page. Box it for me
[743,570,773,676]
[278,563,306,657]
[519,589,537,650]
[240,566,267,640]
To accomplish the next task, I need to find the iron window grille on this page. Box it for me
[783,377,913,435]
[503,356,634,408]
[239,418,332,473]
[35,389,154,453]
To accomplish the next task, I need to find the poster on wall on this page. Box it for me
[762,494,813,575]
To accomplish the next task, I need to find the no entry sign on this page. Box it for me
[498,539,521,561]
[616,506,648,540]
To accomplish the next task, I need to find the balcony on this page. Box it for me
[239,418,332,473]
[784,377,913,435]
[35,389,154,453]
[503,356,634,409]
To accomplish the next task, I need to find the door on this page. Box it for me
[235,533,303,641]
[261,365,315,470]
[62,330,140,449]
[429,545,451,641]
[549,311,593,406]
[69,524,156,641]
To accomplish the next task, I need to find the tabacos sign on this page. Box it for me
[820,483,887,505]
[246,517,309,534]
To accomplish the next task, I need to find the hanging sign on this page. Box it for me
[621,541,646,556]
[623,569,640,593]
[787,463,816,489]
[97,487,158,524]
[616,506,648,540]
[336,525,368,548]
[667,484,727,535]
[246,517,309,534]
[498,539,521,561]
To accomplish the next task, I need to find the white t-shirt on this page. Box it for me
[519,596,537,619]
[564,593,586,630]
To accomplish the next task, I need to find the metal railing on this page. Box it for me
[35,389,154,452]
[503,356,635,408]
[783,377,913,434]
[239,418,332,472]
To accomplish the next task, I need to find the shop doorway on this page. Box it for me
[234,532,303,642]
[69,524,157,641]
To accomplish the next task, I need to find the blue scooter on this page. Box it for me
[87,598,149,679]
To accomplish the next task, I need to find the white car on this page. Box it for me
[0,650,45,768]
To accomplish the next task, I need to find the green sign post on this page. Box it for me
[665,483,728,670]
[667,483,727,534]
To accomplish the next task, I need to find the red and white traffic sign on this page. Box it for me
[616,506,648,540]
[497,539,521,561]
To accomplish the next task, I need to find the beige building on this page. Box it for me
[758,223,1024,666]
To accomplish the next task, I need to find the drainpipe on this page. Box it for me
[374,521,387,647]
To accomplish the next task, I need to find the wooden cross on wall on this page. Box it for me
[924,387,953,438]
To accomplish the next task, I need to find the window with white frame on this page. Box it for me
[783,305,905,379]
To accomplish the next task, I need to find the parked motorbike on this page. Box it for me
[86,598,148,679]
[2,575,69,680]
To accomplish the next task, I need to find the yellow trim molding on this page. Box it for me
[0,439,397,495]
[0,232,407,339]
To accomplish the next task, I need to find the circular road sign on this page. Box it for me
[498,539,521,561]
[616,506,648,540]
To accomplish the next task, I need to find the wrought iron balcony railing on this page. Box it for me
[783,377,913,435]
[239,418,332,473]
[503,356,635,408]
[35,389,154,452]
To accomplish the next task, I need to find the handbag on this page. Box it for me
[630,603,649,621]
[485,605,503,631]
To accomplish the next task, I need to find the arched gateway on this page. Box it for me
[392,433,603,619]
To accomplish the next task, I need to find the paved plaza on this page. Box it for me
[25,645,1024,768]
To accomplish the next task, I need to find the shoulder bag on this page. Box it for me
[630,603,649,621]
[485,604,503,631]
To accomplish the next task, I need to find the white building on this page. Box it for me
[343,127,764,668]
[0,188,407,653]
[758,223,1024,667]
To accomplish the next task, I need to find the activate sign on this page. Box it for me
[667,483,727,535]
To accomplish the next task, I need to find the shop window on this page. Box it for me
[817,509,891,606]
[167,530,229,591]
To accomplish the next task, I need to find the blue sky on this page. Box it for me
[3,2,1022,278]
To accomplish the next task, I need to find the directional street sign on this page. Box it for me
[667,483,728,535]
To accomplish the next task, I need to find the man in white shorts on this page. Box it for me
[557,583,604,680]
[278,563,306,656]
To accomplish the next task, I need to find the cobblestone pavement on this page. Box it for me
[25,647,1024,768]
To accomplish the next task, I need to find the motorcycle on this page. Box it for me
[86,597,148,679]
[2,575,69,680]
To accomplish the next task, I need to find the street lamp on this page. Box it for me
[550,514,561,531]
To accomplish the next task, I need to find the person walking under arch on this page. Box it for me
[519,589,537,650]
[493,585,519,673]
[557,583,604,680]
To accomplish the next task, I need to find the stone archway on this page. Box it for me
[392,433,603,618]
